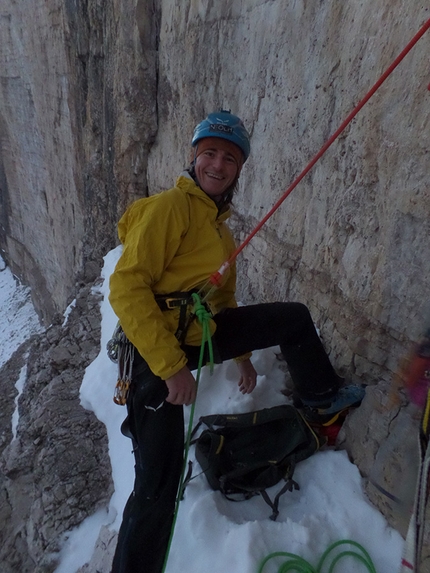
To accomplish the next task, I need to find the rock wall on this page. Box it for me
[148,0,430,387]
[1,0,428,379]
[0,1,429,571]
[0,0,157,322]
[0,284,112,573]
[340,386,430,571]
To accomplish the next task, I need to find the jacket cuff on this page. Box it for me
[153,353,189,381]
[233,352,252,363]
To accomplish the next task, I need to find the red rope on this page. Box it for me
[209,17,430,287]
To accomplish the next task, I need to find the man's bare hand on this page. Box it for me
[165,366,197,405]
[237,358,257,394]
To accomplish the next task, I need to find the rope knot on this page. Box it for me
[193,300,211,322]
[191,293,211,320]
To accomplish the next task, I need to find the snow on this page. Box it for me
[62,298,77,326]
[0,254,43,442]
[1,249,405,573]
[12,364,28,440]
[0,255,43,368]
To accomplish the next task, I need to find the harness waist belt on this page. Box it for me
[154,290,211,344]
[155,290,198,311]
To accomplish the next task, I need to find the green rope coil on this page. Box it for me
[317,540,377,573]
[258,539,378,573]
[258,552,315,573]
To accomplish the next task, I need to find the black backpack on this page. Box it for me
[193,404,323,520]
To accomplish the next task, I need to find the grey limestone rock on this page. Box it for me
[0,283,112,573]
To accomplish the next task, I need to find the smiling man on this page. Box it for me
[193,137,243,200]
[108,110,364,573]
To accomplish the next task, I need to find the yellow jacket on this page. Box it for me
[109,173,238,380]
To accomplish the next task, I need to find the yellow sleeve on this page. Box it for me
[109,192,189,380]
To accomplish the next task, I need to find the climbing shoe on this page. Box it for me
[298,384,366,426]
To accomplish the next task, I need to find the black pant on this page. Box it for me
[111,302,340,573]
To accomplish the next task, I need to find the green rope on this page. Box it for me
[317,540,377,573]
[191,292,214,374]
[258,552,316,573]
[161,293,214,573]
[258,539,378,573]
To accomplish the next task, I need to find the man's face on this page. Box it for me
[194,140,240,200]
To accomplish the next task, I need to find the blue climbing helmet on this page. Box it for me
[191,109,251,161]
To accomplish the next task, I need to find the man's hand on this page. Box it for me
[237,358,258,394]
[165,366,197,405]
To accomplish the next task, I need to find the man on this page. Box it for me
[109,110,364,572]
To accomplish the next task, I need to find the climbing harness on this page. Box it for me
[258,539,378,573]
[107,290,205,405]
[154,290,201,344]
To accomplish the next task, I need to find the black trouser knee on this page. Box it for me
[185,302,340,401]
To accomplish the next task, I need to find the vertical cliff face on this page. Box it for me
[0,283,113,573]
[0,3,84,320]
[148,1,430,385]
[0,0,159,322]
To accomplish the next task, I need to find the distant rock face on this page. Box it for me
[0,0,158,322]
[0,283,112,573]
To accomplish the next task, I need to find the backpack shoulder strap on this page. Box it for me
[260,476,300,521]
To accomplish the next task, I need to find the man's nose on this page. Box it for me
[211,154,224,170]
